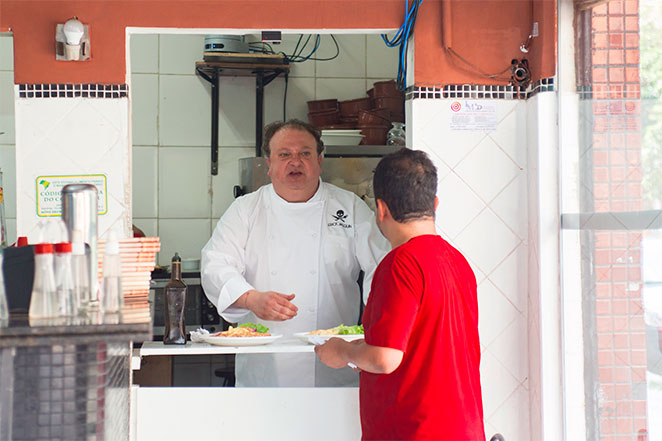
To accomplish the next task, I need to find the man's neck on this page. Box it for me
[388,218,436,248]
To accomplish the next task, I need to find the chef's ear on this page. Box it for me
[265,156,272,176]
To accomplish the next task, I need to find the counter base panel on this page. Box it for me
[133,386,360,440]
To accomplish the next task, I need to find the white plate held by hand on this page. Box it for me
[201,334,282,347]
[294,332,364,345]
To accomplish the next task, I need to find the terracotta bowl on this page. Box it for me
[372,80,403,97]
[339,98,371,117]
[373,96,404,120]
[308,109,340,128]
[357,109,391,127]
[307,99,338,113]
[359,126,389,145]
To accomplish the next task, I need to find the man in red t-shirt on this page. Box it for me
[315,148,485,441]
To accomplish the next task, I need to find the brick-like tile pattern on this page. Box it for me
[590,1,648,439]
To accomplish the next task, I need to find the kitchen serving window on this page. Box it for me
[561,0,662,439]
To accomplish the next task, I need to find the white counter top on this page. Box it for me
[138,338,315,356]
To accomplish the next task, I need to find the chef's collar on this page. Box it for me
[270,178,324,206]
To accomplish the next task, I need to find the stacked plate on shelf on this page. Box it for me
[97,237,160,323]
[320,129,364,146]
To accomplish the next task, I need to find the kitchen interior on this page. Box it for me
[0,0,660,440]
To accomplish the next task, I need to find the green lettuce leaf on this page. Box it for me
[337,324,364,335]
[238,322,270,333]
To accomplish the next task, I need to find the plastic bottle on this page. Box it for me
[54,242,75,317]
[164,252,187,345]
[0,250,9,324]
[71,229,91,313]
[28,243,57,320]
[100,231,122,314]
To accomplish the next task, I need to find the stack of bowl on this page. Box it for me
[369,80,405,123]
[306,80,405,145]
[307,99,340,128]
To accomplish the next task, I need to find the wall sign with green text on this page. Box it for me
[36,174,108,217]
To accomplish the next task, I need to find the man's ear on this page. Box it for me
[376,199,389,222]
[265,156,272,177]
[434,196,439,211]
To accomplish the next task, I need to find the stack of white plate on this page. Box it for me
[321,129,364,146]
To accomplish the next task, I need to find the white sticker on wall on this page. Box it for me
[35,174,108,217]
[449,100,498,132]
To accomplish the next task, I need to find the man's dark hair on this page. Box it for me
[262,119,325,157]
[373,148,437,223]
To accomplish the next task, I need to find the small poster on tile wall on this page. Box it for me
[35,174,108,217]
[449,100,497,132]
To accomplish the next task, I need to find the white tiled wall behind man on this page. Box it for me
[0,34,16,246]
[129,33,398,265]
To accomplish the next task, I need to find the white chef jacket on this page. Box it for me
[201,180,390,387]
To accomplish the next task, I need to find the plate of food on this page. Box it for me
[295,324,365,345]
[201,323,282,347]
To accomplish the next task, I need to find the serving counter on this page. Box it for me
[132,339,361,441]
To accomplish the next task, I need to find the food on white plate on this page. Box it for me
[307,324,363,336]
[211,322,270,337]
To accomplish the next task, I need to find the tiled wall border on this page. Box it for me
[17,84,128,98]
[406,77,556,100]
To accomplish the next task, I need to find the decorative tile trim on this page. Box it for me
[406,77,556,101]
[17,84,128,99]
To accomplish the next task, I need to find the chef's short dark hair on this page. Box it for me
[373,148,437,222]
[262,119,325,157]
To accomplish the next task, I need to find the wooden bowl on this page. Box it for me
[307,99,338,113]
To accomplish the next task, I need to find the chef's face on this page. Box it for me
[266,128,323,202]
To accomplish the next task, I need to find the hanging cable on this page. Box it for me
[248,34,340,63]
[381,0,423,91]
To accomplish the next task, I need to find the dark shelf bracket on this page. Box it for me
[196,61,289,175]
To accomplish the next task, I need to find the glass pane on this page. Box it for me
[563,1,662,439]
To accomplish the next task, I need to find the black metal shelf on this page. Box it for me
[195,56,290,175]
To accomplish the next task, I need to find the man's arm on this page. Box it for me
[315,338,403,374]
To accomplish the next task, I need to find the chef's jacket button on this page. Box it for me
[269,235,275,240]
[271,271,277,275]
[310,270,316,275]
[312,232,317,238]
[307,308,315,313]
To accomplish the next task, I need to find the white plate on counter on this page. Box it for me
[201,334,282,347]
[294,332,364,345]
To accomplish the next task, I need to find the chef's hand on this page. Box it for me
[315,338,351,369]
[244,290,298,321]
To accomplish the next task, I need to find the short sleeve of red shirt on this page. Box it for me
[364,248,421,352]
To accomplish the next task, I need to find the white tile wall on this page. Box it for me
[131,74,159,146]
[158,218,211,265]
[0,35,15,244]
[0,35,13,71]
[159,75,211,146]
[158,147,210,218]
[129,34,158,74]
[132,146,158,218]
[14,95,131,239]
[0,71,15,145]
[411,98,532,440]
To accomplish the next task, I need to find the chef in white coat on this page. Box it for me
[201,119,390,387]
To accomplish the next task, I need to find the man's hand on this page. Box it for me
[315,337,354,369]
[244,290,298,321]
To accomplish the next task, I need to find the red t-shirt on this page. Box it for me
[360,235,485,441]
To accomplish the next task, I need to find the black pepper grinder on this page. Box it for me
[164,252,187,345]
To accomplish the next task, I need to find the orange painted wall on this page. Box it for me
[0,0,556,86]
